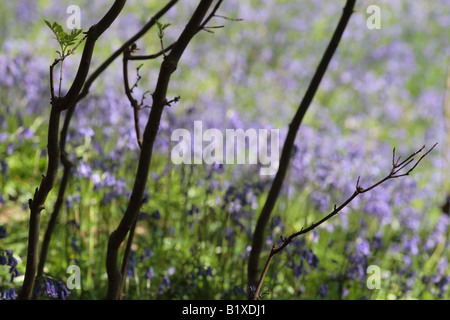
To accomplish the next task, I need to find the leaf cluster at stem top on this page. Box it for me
[44,20,83,57]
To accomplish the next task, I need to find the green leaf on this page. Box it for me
[71,29,82,37]
[44,19,83,57]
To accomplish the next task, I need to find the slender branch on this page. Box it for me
[49,33,88,100]
[128,42,175,60]
[18,109,60,300]
[247,0,357,291]
[18,0,126,300]
[123,49,139,100]
[49,65,55,100]
[392,144,436,177]
[118,215,138,300]
[213,14,243,22]
[113,1,228,298]
[123,47,146,148]
[252,143,437,300]
[36,1,180,288]
[59,60,64,97]
[199,0,223,31]
[106,0,214,300]
[35,156,73,284]
[118,46,147,297]
[202,25,225,34]
[61,0,180,150]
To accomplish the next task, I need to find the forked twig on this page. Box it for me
[251,143,437,300]
[49,34,88,99]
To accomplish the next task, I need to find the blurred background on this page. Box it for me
[0,0,449,299]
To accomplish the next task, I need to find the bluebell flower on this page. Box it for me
[78,161,91,178]
[403,255,412,268]
[143,247,154,259]
[0,132,8,143]
[0,254,6,265]
[185,271,196,282]
[205,266,214,277]
[15,0,37,24]
[305,249,319,269]
[309,191,330,212]
[286,257,304,279]
[194,266,213,278]
[79,126,95,137]
[45,280,58,298]
[103,172,116,187]
[144,266,155,280]
[167,267,175,276]
[65,195,80,210]
[9,266,20,283]
[270,216,284,229]
[356,239,370,256]
[151,210,161,220]
[0,226,7,239]
[158,276,170,294]
[54,280,71,300]
[126,250,136,278]
[23,127,34,139]
[35,280,43,296]
[196,266,204,277]
[402,235,420,256]
[35,277,71,300]
[437,257,448,276]
[232,286,246,297]
[347,252,368,284]
[1,250,19,283]
[1,288,17,300]
[139,211,151,220]
[91,172,101,188]
[71,236,81,253]
[319,284,329,299]
[7,143,14,155]
[188,206,199,216]
[225,227,236,245]
[371,235,383,250]
[1,160,8,179]
[437,276,449,299]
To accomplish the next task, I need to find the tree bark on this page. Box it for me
[105,0,214,300]
[247,0,357,290]
[18,0,126,300]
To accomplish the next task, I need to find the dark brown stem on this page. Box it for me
[247,0,357,291]
[118,216,138,300]
[35,1,179,288]
[113,0,225,300]
[123,48,143,148]
[18,0,126,300]
[36,156,73,282]
[251,144,436,299]
[106,0,214,300]
[18,109,61,300]
[74,0,179,105]
[54,1,127,111]
[119,50,144,294]
[128,43,174,61]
